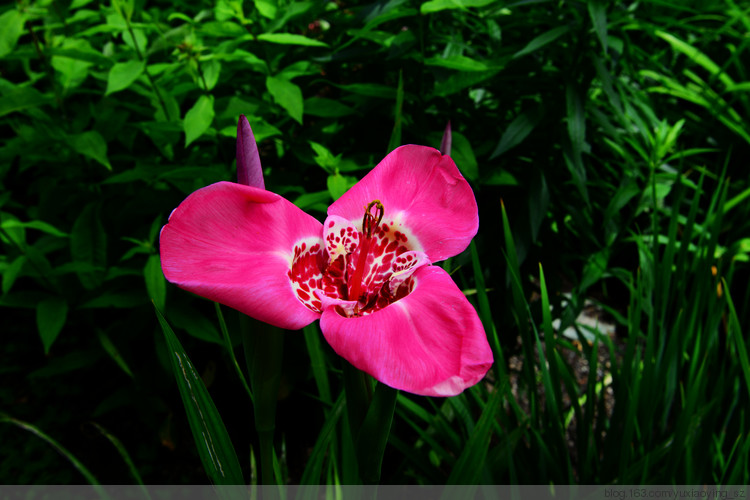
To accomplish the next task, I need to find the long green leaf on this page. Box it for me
[154,306,244,485]
[387,70,404,153]
[445,387,502,485]
[355,383,398,484]
[0,414,104,492]
[90,422,149,492]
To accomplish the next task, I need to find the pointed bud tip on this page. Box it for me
[439,121,452,157]
[236,115,265,189]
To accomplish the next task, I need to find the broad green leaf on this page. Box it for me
[184,94,215,147]
[327,173,356,200]
[0,9,26,58]
[70,130,112,170]
[304,97,354,117]
[144,254,166,313]
[0,219,68,238]
[310,141,338,172]
[201,59,221,91]
[97,330,134,378]
[433,68,502,97]
[257,33,328,47]
[36,296,68,354]
[451,131,479,181]
[51,39,95,92]
[334,83,396,99]
[266,76,303,124]
[106,60,145,95]
[155,307,245,485]
[253,0,277,19]
[420,0,497,14]
[424,55,488,72]
[588,0,607,53]
[512,25,570,59]
[490,107,542,158]
[122,28,147,53]
[200,21,246,37]
[169,306,223,345]
[0,87,53,118]
[70,203,107,290]
[2,255,26,294]
[0,212,25,246]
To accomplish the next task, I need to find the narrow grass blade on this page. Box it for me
[470,240,504,382]
[155,306,244,485]
[723,281,750,400]
[300,392,345,485]
[242,316,284,485]
[215,303,253,404]
[355,383,398,484]
[0,414,104,492]
[387,70,404,153]
[90,422,149,495]
[445,387,502,485]
[303,324,332,405]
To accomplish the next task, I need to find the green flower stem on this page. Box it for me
[343,363,397,484]
[241,315,284,485]
[343,362,371,442]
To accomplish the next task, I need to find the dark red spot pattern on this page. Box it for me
[288,215,423,317]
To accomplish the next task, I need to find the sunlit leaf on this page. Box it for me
[155,307,245,485]
[184,94,215,147]
[106,60,145,95]
[257,33,328,47]
[266,76,303,124]
[70,131,112,170]
[0,9,26,58]
[36,296,68,354]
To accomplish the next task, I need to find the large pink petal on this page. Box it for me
[328,145,478,262]
[319,266,493,396]
[160,181,322,330]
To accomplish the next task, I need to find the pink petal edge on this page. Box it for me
[319,266,493,396]
[328,145,478,262]
[160,181,321,330]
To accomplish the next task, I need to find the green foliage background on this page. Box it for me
[1,0,750,485]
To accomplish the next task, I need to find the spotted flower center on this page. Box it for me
[288,201,430,317]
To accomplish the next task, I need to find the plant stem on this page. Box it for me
[241,315,284,485]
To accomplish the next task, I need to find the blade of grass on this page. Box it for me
[387,70,404,153]
[445,387,502,485]
[470,240,504,383]
[215,302,253,404]
[90,422,149,495]
[723,281,750,400]
[0,414,104,493]
[155,306,244,485]
[300,392,346,485]
[242,314,284,485]
[355,383,398,484]
[303,323,332,406]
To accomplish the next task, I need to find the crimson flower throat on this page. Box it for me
[289,200,429,317]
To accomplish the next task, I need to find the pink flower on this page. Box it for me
[160,139,493,396]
